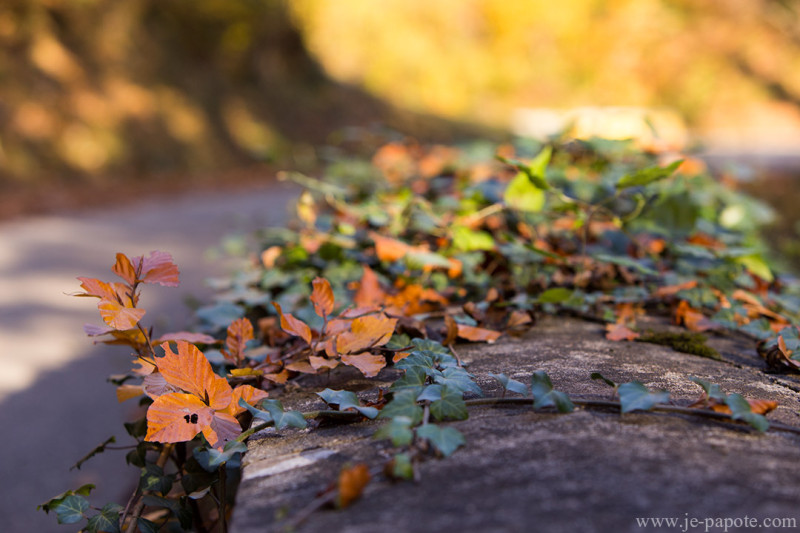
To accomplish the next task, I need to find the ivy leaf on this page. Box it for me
[432,366,483,396]
[531,371,574,413]
[387,452,414,480]
[537,287,573,304]
[725,393,769,432]
[489,372,529,396]
[136,517,160,533]
[55,495,88,524]
[38,484,95,514]
[504,171,545,212]
[592,253,658,276]
[193,441,249,473]
[688,377,727,402]
[429,385,468,421]
[415,384,443,403]
[241,399,308,430]
[374,415,415,447]
[317,389,379,419]
[590,372,617,388]
[416,424,466,457]
[378,389,424,425]
[86,503,122,533]
[139,464,173,495]
[617,381,670,413]
[497,145,552,190]
[616,160,682,189]
[451,226,496,251]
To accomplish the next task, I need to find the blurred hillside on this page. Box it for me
[2,0,800,203]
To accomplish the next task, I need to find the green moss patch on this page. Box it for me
[637,331,721,360]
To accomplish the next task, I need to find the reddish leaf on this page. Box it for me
[145,393,215,444]
[675,301,714,332]
[142,372,180,399]
[285,361,316,374]
[335,315,398,355]
[273,302,313,346]
[98,299,146,330]
[263,369,290,384]
[112,253,137,286]
[341,353,386,377]
[605,322,640,342]
[370,232,411,262]
[354,266,385,308]
[77,277,132,305]
[136,250,180,287]
[456,324,501,343]
[311,277,335,318]
[309,355,340,371]
[654,280,698,298]
[223,318,255,364]
[337,463,371,509]
[221,385,269,417]
[156,342,232,410]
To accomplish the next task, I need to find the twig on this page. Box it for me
[463,397,800,435]
[448,343,463,367]
[122,444,173,533]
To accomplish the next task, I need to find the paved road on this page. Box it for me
[0,179,299,532]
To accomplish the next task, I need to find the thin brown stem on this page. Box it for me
[123,444,174,533]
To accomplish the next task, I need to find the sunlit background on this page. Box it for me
[2,0,800,188]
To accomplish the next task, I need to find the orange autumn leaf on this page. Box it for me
[335,315,398,355]
[116,384,144,403]
[98,299,146,330]
[385,284,447,316]
[605,322,641,342]
[311,277,335,318]
[77,277,133,305]
[273,301,312,346]
[146,393,216,444]
[223,317,255,364]
[691,396,778,416]
[155,341,232,410]
[341,352,386,377]
[221,385,269,417]
[309,355,340,371]
[337,463,371,509]
[354,265,386,308]
[456,324,502,343]
[261,246,282,268]
[654,280,698,298]
[112,253,137,285]
[443,315,459,345]
[263,369,290,384]
[370,232,411,262]
[285,360,317,374]
[675,300,714,332]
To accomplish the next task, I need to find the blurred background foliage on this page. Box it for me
[1,0,800,190]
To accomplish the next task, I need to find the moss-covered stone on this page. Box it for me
[637,330,721,360]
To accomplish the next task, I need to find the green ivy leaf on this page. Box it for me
[416,384,443,402]
[618,381,670,413]
[136,517,160,533]
[592,253,658,276]
[451,226,496,252]
[374,415,415,447]
[430,385,469,421]
[537,287,573,304]
[139,464,174,495]
[590,372,617,388]
[504,171,545,212]
[688,377,726,402]
[432,366,483,396]
[497,145,552,190]
[388,452,414,480]
[317,389,379,419]
[416,424,466,457]
[55,495,88,525]
[238,398,308,430]
[378,389,424,425]
[489,372,529,396]
[616,160,682,189]
[86,503,122,533]
[531,371,574,413]
[38,484,95,514]
[725,393,769,432]
[141,495,192,530]
[193,441,248,473]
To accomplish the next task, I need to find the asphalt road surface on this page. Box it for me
[0,178,299,532]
